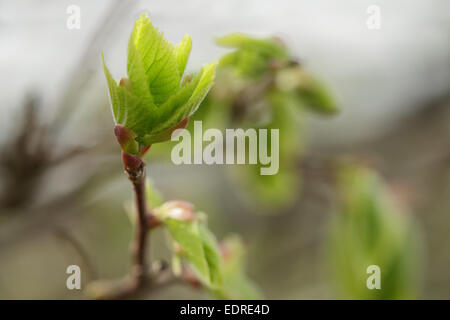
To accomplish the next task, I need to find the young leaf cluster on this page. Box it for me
[327,163,421,299]
[102,13,217,154]
[146,181,260,298]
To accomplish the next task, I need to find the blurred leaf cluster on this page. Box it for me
[212,235,262,300]
[187,33,338,210]
[327,163,421,299]
[147,180,261,299]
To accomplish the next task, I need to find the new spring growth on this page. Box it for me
[216,33,337,114]
[102,13,217,156]
[155,200,196,222]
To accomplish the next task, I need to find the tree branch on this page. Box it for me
[85,150,199,300]
[123,152,149,289]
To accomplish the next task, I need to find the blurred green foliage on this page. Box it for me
[212,235,262,300]
[217,33,289,78]
[326,163,422,299]
[196,33,338,210]
[149,34,338,211]
[155,201,224,289]
[145,179,261,298]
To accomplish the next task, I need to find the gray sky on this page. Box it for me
[0,0,449,145]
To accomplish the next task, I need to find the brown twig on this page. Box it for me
[122,152,149,291]
[85,147,203,299]
[85,260,197,300]
[86,151,159,299]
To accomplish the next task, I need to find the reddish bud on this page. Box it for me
[121,151,143,171]
[114,124,139,155]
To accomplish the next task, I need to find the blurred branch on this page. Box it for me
[0,161,118,253]
[0,95,46,209]
[53,226,98,282]
[86,260,200,300]
[0,0,136,251]
[51,0,137,137]
[85,155,162,299]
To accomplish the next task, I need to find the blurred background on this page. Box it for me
[0,0,449,299]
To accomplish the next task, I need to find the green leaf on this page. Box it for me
[273,64,337,115]
[155,204,223,288]
[216,33,288,78]
[212,235,262,300]
[102,54,155,138]
[143,61,217,144]
[128,13,180,105]
[186,62,218,116]
[175,35,192,76]
[228,91,301,211]
[101,53,122,122]
[165,218,209,281]
[198,221,223,287]
[127,38,154,107]
[297,77,337,114]
[216,33,285,56]
[216,33,252,48]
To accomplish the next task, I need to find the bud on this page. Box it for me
[114,124,139,155]
[121,151,143,172]
[156,200,195,222]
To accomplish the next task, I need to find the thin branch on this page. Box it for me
[87,152,151,300]
[53,226,98,282]
[85,260,200,300]
[127,163,149,285]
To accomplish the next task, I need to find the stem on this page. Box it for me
[123,155,149,287]
[130,170,148,282]
[85,152,185,300]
